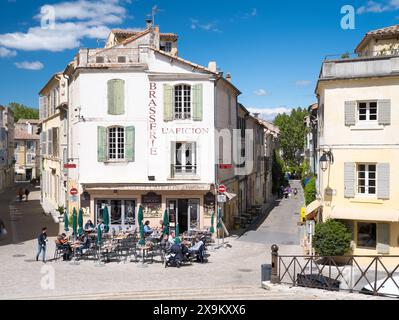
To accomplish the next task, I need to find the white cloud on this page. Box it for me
[357,0,399,14]
[190,19,222,33]
[0,47,17,57]
[295,80,311,87]
[0,0,128,52]
[14,61,44,70]
[253,89,268,96]
[251,8,257,17]
[247,107,293,121]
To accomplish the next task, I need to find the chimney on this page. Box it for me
[208,61,217,73]
[27,122,33,134]
[226,73,232,82]
[253,113,260,118]
[145,15,153,29]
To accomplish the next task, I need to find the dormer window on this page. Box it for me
[117,56,126,63]
[160,41,172,53]
[96,56,105,63]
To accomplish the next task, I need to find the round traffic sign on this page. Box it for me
[218,185,226,193]
[70,188,78,196]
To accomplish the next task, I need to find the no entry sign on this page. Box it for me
[218,185,226,193]
[70,188,78,196]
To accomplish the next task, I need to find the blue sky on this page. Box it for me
[1,0,399,120]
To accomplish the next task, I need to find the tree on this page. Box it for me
[7,102,39,122]
[272,150,287,194]
[313,219,352,256]
[274,107,309,169]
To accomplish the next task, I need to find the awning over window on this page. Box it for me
[330,207,399,223]
[83,183,212,192]
[224,192,237,200]
[305,200,322,218]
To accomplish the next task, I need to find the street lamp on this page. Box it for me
[319,150,334,172]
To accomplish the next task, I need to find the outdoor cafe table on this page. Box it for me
[137,245,152,267]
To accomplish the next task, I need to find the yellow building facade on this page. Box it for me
[316,26,399,257]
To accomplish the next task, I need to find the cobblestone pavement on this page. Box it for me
[0,182,391,300]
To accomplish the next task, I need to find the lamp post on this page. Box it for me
[319,150,334,172]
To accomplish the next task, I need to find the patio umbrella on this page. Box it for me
[103,206,110,233]
[97,224,102,246]
[162,209,169,235]
[64,211,69,232]
[139,222,145,246]
[72,207,77,236]
[137,205,144,225]
[78,208,84,236]
[209,211,215,234]
[175,223,181,244]
[217,207,222,230]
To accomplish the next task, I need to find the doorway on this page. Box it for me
[167,198,200,233]
[25,168,32,181]
[95,199,136,231]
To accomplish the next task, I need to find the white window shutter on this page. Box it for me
[378,99,391,125]
[344,162,355,198]
[377,223,390,254]
[377,163,390,200]
[344,101,356,126]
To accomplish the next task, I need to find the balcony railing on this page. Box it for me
[321,52,399,79]
[170,164,198,178]
[77,46,149,68]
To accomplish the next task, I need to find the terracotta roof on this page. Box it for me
[111,29,177,39]
[119,28,151,46]
[17,119,40,124]
[14,128,39,140]
[355,24,399,53]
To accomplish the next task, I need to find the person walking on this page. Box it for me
[0,219,7,240]
[24,188,30,202]
[36,227,48,262]
[17,188,24,202]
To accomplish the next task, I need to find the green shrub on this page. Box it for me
[272,150,286,194]
[304,177,316,206]
[313,219,352,256]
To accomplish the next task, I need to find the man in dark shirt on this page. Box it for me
[36,227,48,262]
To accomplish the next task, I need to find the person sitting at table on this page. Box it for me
[56,233,72,261]
[96,219,105,232]
[168,231,176,245]
[75,232,91,255]
[84,219,94,231]
[160,233,171,251]
[143,220,153,235]
[189,237,204,254]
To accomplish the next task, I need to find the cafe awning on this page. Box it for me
[83,183,212,192]
[305,200,322,218]
[330,207,399,223]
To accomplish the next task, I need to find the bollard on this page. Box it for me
[270,244,279,284]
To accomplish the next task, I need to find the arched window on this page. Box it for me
[107,126,125,160]
[174,84,191,120]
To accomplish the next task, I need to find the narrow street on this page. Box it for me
[0,184,58,247]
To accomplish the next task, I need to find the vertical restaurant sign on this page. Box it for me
[149,82,157,156]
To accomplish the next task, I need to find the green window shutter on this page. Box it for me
[377,163,390,200]
[192,84,203,121]
[125,126,135,162]
[163,84,173,121]
[344,162,355,198]
[107,79,125,115]
[378,99,391,125]
[97,126,106,162]
[344,101,356,126]
[377,223,390,254]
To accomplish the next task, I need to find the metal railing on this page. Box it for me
[77,47,149,67]
[324,49,399,61]
[170,164,197,178]
[270,245,399,298]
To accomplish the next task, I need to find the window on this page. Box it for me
[358,101,377,122]
[107,127,125,160]
[160,42,172,52]
[14,142,18,150]
[174,85,191,120]
[357,164,376,195]
[27,154,32,164]
[26,141,34,150]
[117,56,126,63]
[96,56,104,63]
[357,222,376,248]
[173,142,197,176]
